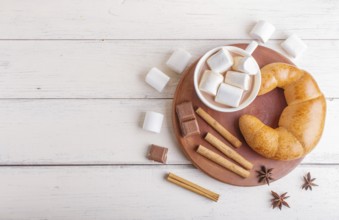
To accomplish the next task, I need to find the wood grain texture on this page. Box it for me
[1,0,338,39]
[0,40,338,98]
[0,165,338,220]
[0,99,336,165]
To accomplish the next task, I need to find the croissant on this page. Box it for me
[239,63,326,160]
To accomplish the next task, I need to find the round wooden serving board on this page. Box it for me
[172,44,303,186]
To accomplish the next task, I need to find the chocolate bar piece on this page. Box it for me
[147,144,168,164]
[181,119,200,137]
[176,101,196,122]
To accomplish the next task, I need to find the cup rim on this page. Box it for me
[193,46,261,112]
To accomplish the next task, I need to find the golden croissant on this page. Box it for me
[239,63,326,160]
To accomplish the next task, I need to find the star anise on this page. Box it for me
[256,166,274,185]
[271,191,290,210]
[302,172,318,191]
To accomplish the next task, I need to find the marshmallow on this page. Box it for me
[199,70,224,96]
[225,71,250,90]
[250,20,275,43]
[281,34,307,58]
[166,49,192,74]
[145,68,170,92]
[245,41,259,55]
[207,48,233,73]
[232,56,258,75]
[215,83,244,107]
[142,111,164,133]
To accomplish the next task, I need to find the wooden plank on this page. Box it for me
[0,40,338,98]
[1,0,339,39]
[0,99,183,164]
[0,165,338,219]
[0,99,336,164]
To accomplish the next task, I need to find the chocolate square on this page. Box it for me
[176,102,195,122]
[147,144,168,164]
[181,119,200,137]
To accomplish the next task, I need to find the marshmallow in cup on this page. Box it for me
[199,70,224,96]
[193,45,261,112]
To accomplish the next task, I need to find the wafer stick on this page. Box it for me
[196,108,242,148]
[197,145,250,178]
[167,172,219,202]
[205,133,253,170]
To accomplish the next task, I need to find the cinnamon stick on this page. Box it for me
[195,108,242,148]
[196,145,250,178]
[167,172,219,202]
[205,133,253,170]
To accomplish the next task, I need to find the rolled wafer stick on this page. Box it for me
[205,133,253,170]
[197,145,250,178]
[167,172,219,202]
[196,108,242,148]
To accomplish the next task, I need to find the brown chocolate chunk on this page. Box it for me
[176,101,196,122]
[147,144,168,164]
[181,119,200,137]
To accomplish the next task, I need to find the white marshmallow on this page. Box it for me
[199,70,224,96]
[207,48,233,73]
[145,68,170,92]
[142,111,164,133]
[232,56,258,75]
[281,34,307,58]
[166,49,192,74]
[215,83,244,107]
[245,40,259,55]
[250,20,276,43]
[225,71,250,90]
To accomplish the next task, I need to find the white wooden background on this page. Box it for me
[0,0,339,219]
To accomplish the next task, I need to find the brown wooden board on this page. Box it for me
[172,44,303,186]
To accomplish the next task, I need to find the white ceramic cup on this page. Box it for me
[193,46,261,112]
